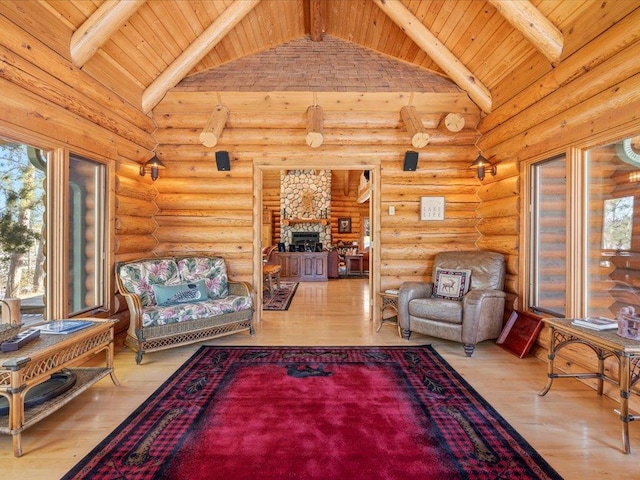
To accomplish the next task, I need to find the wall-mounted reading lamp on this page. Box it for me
[470,154,496,181]
[139,154,166,181]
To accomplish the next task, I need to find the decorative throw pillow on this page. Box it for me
[433,268,472,301]
[152,279,209,306]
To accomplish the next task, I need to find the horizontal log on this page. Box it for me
[155,214,252,227]
[476,196,519,219]
[115,196,158,217]
[156,127,479,146]
[156,177,252,195]
[0,77,117,158]
[158,91,479,115]
[152,242,253,257]
[476,216,520,236]
[154,228,254,244]
[115,215,157,235]
[154,111,482,130]
[0,50,154,149]
[485,74,640,160]
[0,14,154,133]
[115,234,158,254]
[475,235,519,255]
[476,175,519,202]
[155,193,252,211]
[115,175,157,201]
[480,7,640,133]
[480,41,640,151]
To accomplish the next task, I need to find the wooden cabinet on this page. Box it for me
[276,252,328,281]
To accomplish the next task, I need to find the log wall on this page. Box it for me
[0,18,155,331]
[478,35,640,404]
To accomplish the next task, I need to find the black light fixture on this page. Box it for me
[139,154,166,181]
[470,154,496,181]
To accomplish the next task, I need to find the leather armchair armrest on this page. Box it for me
[461,289,507,343]
[398,282,433,330]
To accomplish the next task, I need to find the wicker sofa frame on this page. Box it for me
[115,256,254,364]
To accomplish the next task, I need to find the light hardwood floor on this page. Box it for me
[1,279,639,478]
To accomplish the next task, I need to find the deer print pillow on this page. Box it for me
[432,268,471,301]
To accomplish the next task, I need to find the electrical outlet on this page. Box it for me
[389,206,395,215]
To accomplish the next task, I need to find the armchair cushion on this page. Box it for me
[409,297,462,324]
[432,268,471,300]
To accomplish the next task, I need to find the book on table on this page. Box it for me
[35,320,93,335]
[570,317,618,331]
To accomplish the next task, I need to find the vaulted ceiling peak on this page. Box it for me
[174,35,461,94]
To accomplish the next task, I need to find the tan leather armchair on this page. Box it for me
[398,251,506,357]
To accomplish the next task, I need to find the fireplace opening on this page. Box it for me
[291,232,320,245]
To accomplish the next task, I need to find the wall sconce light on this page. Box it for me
[139,155,166,181]
[470,154,496,181]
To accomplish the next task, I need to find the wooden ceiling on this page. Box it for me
[4,0,638,124]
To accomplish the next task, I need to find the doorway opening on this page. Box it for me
[253,163,380,323]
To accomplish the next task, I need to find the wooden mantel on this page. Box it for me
[282,218,329,226]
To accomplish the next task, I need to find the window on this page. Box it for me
[529,155,567,317]
[68,154,107,315]
[602,196,633,251]
[0,134,110,320]
[527,134,640,320]
[0,142,46,309]
[586,137,640,319]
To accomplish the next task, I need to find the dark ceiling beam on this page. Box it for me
[309,0,324,41]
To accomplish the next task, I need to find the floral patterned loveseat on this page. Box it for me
[116,256,254,364]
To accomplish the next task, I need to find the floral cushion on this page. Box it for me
[141,295,253,327]
[152,279,209,306]
[118,259,180,306]
[177,257,229,299]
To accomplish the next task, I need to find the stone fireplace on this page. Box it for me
[281,170,331,246]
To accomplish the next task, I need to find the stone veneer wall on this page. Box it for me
[281,170,331,246]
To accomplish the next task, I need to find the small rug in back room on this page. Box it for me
[262,281,298,310]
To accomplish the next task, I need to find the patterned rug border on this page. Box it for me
[63,345,562,480]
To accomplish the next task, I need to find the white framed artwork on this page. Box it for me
[420,196,445,221]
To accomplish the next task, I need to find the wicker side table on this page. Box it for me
[0,319,119,456]
[378,291,399,335]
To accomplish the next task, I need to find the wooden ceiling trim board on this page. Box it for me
[174,0,207,38]
[70,0,145,67]
[145,1,194,51]
[480,37,536,91]
[488,0,563,64]
[472,22,538,88]
[84,50,145,102]
[102,36,157,87]
[435,1,469,47]
[479,5,640,133]
[40,0,89,29]
[465,19,517,80]
[372,0,492,114]
[456,6,506,68]
[142,0,261,113]
[128,11,178,68]
[560,1,638,59]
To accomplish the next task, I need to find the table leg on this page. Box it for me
[619,355,631,454]
[539,326,556,396]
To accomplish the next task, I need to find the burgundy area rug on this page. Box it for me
[63,346,562,480]
[262,281,298,310]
